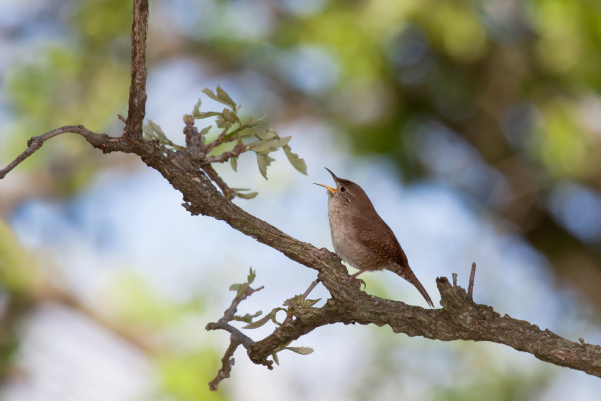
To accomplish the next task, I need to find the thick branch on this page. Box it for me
[1,0,599,385]
[4,121,600,379]
[124,0,149,141]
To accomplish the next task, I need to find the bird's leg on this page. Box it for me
[300,279,321,300]
[341,268,369,289]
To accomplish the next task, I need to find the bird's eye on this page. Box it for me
[340,186,346,192]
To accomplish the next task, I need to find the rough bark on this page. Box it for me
[1,0,600,391]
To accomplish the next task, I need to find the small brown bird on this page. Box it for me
[315,168,434,307]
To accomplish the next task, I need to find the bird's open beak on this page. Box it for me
[314,183,337,193]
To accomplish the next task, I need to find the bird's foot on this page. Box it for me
[341,276,366,290]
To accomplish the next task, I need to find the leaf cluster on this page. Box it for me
[227,268,314,366]
[143,86,307,200]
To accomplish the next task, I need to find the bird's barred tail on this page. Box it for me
[403,269,435,308]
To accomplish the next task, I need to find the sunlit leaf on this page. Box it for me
[253,127,277,140]
[237,283,248,297]
[271,136,291,149]
[270,307,286,326]
[247,267,256,284]
[194,111,221,119]
[297,298,321,308]
[192,98,201,117]
[223,108,240,123]
[202,86,237,110]
[216,86,237,109]
[199,126,212,136]
[285,347,314,355]
[283,145,307,175]
[243,313,271,329]
[256,153,275,179]
[250,139,274,153]
[143,121,157,140]
[229,283,241,291]
[230,156,238,172]
[232,310,262,323]
[272,353,279,365]
[148,120,168,142]
[216,115,232,130]
[246,114,266,127]
[235,191,258,199]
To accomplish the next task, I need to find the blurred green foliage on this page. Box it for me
[3,0,601,398]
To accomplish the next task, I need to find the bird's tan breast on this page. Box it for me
[328,209,387,271]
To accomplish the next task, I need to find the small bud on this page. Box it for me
[183,114,195,125]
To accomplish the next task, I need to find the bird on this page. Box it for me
[314,168,435,307]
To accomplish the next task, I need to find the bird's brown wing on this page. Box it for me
[351,215,409,268]
[351,214,435,307]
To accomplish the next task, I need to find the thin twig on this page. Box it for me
[0,126,111,179]
[452,273,458,287]
[301,279,321,300]
[202,142,248,165]
[204,123,247,155]
[202,165,235,200]
[467,262,476,301]
[206,284,265,387]
[209,337,240,391]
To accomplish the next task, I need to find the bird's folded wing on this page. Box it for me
[351,215,409,268]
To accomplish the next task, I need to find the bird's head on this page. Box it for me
[314,168,370,209]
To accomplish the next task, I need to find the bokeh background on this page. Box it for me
[1,0,601,399]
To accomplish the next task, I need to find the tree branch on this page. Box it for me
[0,126,125,179]
[201,165,235,200]
[1,0,599,389]
[201,141,248,166]
[205,284,263,390]
[209,337,240,391]
[124,0,149,141]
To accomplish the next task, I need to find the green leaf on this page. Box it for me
[192,99,202,117]
[249,140,275,153]
[223,108,240,123]
[216,115,232,130]
[243,313,271,329]
[283,145,307,175]
[256,153,275,179]
[142,121,157,140]
[246,114,266,127]
[270,308,286,326]
[235,191,258,199]
[230,156,238,172]
[199,126,212,136]
[231,188,259,200]
[216,86,237,109]
[247,267,256,284]
[148,120,168,142]
[285,347,314,355]
[202,86,237,110]
[270,136,291,149]
[297,298,321,308]
[253,127,277,140]
[272,353,279,366]
[194,111,222,119]
[229,283,241,291]
[232,310,262,323]
[237,283,248,297]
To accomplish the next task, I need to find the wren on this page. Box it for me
[315,168,434,307]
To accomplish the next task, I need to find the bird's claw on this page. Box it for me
[341,276,366,290]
